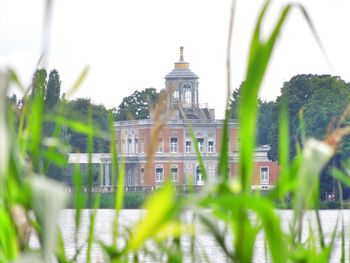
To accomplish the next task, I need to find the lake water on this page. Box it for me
[31,209,350,262]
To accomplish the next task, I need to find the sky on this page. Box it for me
[1,0,350,118]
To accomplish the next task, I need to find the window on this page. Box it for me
[208,141,214,153]
[196,166,201,182]
[171,167,178,182]
[135,138,139,153]
[140,139,144,153]
[185,90,192,105]
[170,138,178,153]
[155,168,164,183]
[140,168,144,185]
[128,139,132,153]
[183,84,192,105]
[128,171,132,186]
[157,138,163,153]
[195,165,203,185]
[260,167,269,183]
[185,141,191,153]
[122,139,127,153]
[197,138,204,152]
[173,91,179,104]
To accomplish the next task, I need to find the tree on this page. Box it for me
[269,74,350,199]
[36,69,65,181]
[114,88,159,121]
[31,69,47,99]
[269,74,350,160]
[29,69,69,181]
[229,83,243,119]
[258,100,276,145]
[229,81,276,146]
[44,69,62,137]
[65,98,110,153]
[45,69,61,111]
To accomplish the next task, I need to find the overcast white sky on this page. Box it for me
[1,0,350,118]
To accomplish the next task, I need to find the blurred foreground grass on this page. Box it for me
[1,1,350,262]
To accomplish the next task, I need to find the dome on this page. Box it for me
[165,67,198,80]
[165,47,199,80]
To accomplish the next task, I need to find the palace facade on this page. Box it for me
[68,47,278,190]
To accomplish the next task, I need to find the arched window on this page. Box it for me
[185,90,192,105]
[172,91,179,104]
[183,84,192,105]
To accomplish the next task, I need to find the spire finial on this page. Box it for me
[180,46,184,61]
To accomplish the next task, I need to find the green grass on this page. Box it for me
[66,192,148,209]
[1,0,350,262]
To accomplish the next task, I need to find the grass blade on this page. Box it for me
[189,126,207,182]
[73,164,84,249]
[86,195,100,263]
[218,110,230,181]
[65,66,89,99]
[239,1,292,192]
[128,183,178,252]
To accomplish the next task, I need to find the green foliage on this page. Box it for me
[267,74,350,198]
[113,87,159,121]
[229,84,243,119]
[231,75,350,200]
[123,192,147,208]
[65,98,110,153]
[68,192,147,209]
[258,100,275,145]
[229,82,276,146]
[269,74,350,161]
[44,69,61,112]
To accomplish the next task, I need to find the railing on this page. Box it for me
[176,102,209,109]
[64,185,204,193]
[114,119,238,126]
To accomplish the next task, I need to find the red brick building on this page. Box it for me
[112,47,279,190]
[68,48,278,190]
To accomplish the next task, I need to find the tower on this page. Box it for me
[164,47,214,120]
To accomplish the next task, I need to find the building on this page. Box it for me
[68,47,278,191]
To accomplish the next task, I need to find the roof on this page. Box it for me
[165,66,199,80]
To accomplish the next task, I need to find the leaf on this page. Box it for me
[73,164,84,247]
[218,110,230,181]
[189,126,207,181]
[0,71,10,179]
[42,150,68,166]
[239,1,292,192]
[30,176,67,263]
[0,206,19,260]
[8,68,25,92]
[87,196,99,263]
[65,66,89,99]
[202,193,287,263]
[293,139,334,242]
[128,183,179,251]
[109,112,123,246]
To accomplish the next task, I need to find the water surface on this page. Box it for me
[32,209,350,262]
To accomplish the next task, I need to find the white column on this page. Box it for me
[100,163,104,186]
[105,162,110,186]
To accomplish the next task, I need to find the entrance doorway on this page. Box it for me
[196,165,204,186]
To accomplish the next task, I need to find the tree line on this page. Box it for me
[230,74,350,199]
[8,70,350,199]
[7,69,161,181]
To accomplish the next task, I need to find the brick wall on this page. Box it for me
[252,161,279,185]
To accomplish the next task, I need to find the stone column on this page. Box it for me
[100,163,104,186]
[105,162,110,186]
